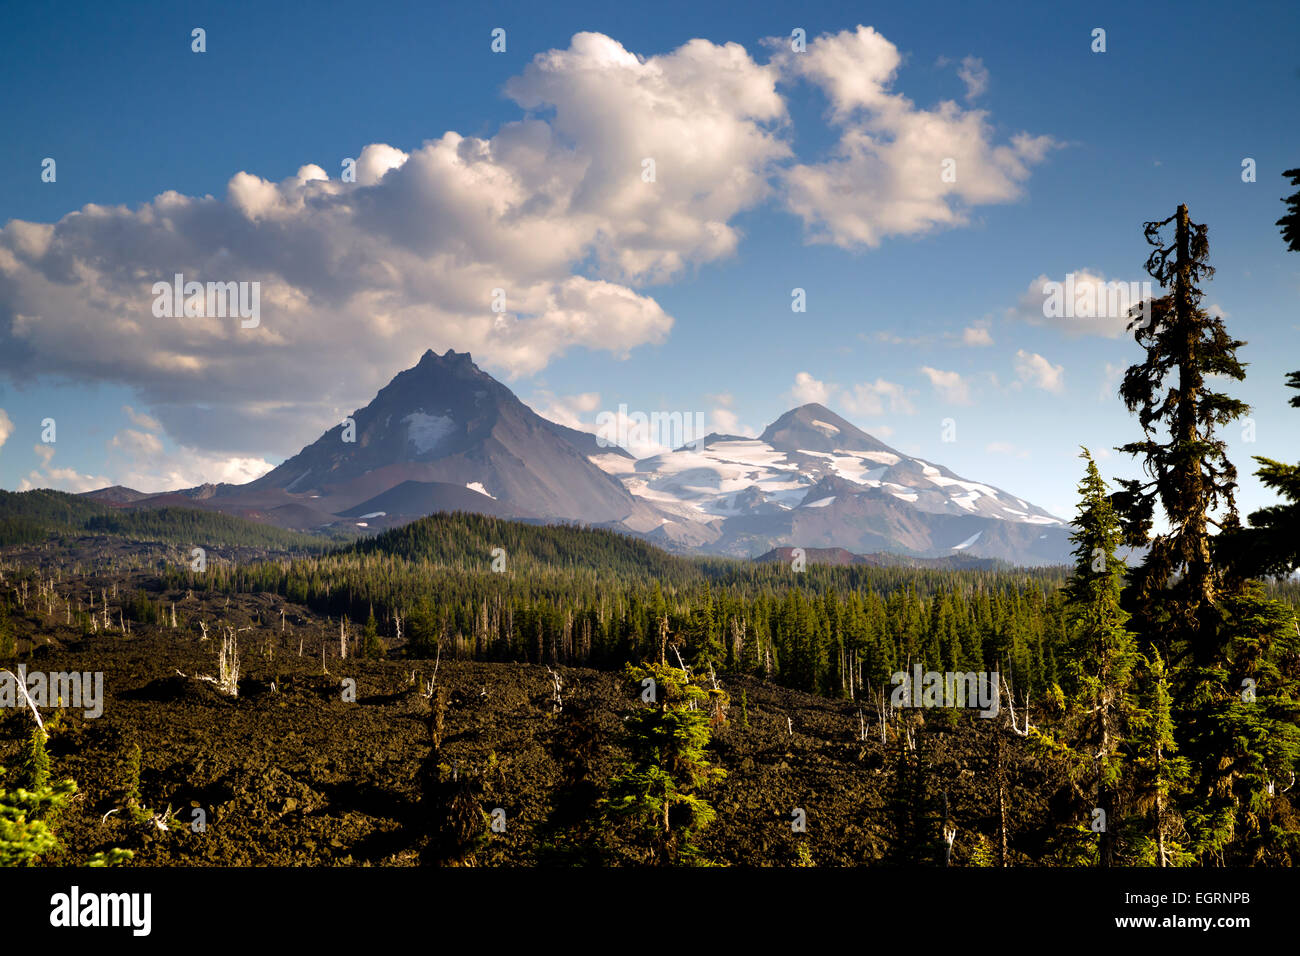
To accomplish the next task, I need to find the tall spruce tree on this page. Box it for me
[1061,450,1138,866]
[1114,204,1300,862]
[360,607,385,659]
[16,727,50,793]
[1113,204,1249,666]
[1127,652,1191,866]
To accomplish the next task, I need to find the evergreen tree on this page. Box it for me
[687,582,722,671]
[16,726,50,793]
[1108,203,1299,862]
[601,659,725,865]
[1,750,132,867]
[0,765,75,866]
[884,729,944,865]
[1181,585,1300,863]
[1113,203,1249,665]
[406,602,440,657]
[1127,653,1192,866]
[360,608,385,659]
[1061,450,1138,866]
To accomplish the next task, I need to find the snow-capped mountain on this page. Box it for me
[613,404,1060,526]
[590,404,1072,564]
[84,352,1072,565]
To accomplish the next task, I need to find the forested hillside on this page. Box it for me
[0,490,340,551]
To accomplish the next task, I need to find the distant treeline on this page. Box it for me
[0,489,336,552]
[172,510,1300,704]
[168,511,1073,698]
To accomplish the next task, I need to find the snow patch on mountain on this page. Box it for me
[466,482,495,499]
[402,412,456,453]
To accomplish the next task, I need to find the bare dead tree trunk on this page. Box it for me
[942,791,956,867]
[996,725,1008,867]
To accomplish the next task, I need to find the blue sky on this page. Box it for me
[1,0,1297,522]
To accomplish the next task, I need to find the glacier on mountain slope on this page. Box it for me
[594,433,1064,528]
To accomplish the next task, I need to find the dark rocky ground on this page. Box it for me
[1,545,1059,868]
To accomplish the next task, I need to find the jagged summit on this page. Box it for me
[415,347,476,368]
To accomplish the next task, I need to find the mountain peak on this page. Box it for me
[238,347,639,526]
[790,402,835,416]
[416,347,474,368]
[760,403,897,454]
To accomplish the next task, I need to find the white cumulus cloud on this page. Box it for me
[1014,349,1065,393]
[773,26,1055,248]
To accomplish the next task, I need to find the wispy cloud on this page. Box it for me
[962,322,994,346]
[790,372,914,417]
[957,56,990,101]
[920,366,972,405]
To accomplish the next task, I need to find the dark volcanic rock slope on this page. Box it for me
[236,349,644,525]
